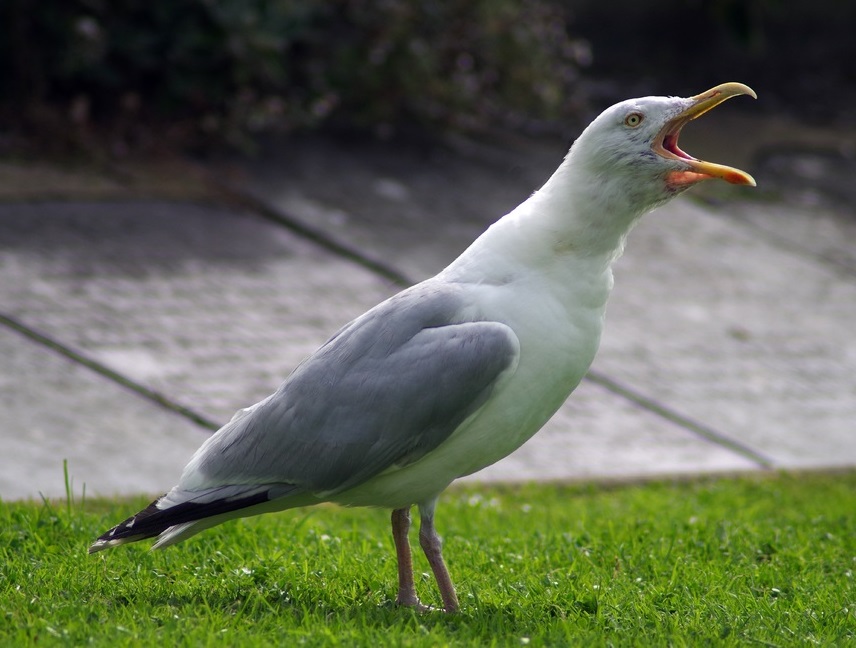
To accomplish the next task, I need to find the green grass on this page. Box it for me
[2,472,855,647]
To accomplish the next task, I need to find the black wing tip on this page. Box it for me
[88,488,276,554]
[88,533,147,554]
[88,495,167,553]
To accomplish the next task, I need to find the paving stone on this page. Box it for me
[238,134,556,278]
[730,199,856,275]
[0,202,396,424]
[0,326,205,500]
[601,199,856,468]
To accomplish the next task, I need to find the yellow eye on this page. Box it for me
[624,112,643,128]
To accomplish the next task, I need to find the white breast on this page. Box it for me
[333,259,612,509]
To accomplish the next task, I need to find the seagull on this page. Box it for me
[90,82,756,612]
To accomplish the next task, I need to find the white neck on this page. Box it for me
[441,147,650,286]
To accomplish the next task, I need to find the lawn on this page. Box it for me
[2,472,854,646]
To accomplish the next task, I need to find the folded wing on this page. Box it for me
[90,281,519,551]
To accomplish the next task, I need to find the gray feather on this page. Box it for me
[186,281,519,494]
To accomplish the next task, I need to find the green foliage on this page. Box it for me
[0,0,587,150]
[2,473,855,645]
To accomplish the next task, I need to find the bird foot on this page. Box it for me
[395,593,430,613]
[395,595,454,614]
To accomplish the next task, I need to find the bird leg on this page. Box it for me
[418,499,460,613]
[391,507,427,610]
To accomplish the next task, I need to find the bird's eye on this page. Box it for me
[624,112,643,128]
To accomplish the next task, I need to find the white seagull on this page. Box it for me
[90,82,757,612]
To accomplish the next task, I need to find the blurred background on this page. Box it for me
[3,0,856,209]
[1,0,855,152]
[1,0,855,500]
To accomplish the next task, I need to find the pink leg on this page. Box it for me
[391,507,426,610]
[418,499,459,613]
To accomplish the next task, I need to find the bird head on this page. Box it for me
[571,82,757,203]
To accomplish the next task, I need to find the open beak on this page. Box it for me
[653,82,757,187]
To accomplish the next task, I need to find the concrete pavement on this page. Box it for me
[1,128,854,501]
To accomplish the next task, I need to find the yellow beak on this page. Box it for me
[653,82,758,187]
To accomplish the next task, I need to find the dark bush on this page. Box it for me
[0,0,590,152]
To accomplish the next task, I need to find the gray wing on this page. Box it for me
[182,281,520,495]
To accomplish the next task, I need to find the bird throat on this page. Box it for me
[666,170,715,187]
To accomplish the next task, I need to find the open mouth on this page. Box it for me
[660,125,693,161]
[653,82,757,187]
